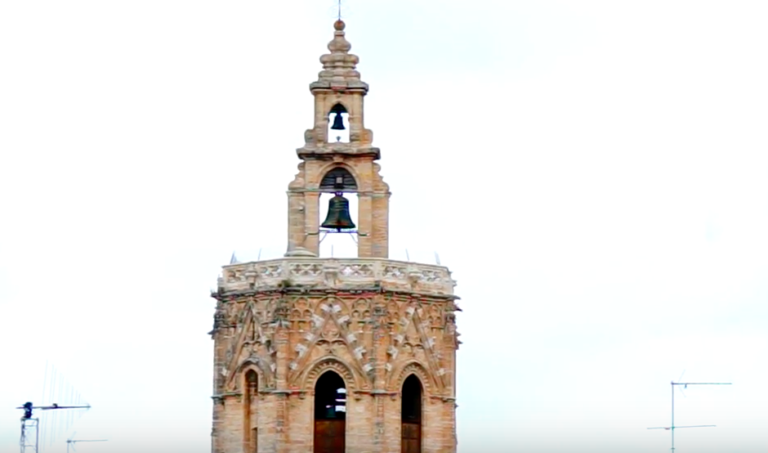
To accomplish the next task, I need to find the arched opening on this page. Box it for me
[327,103,350,143]
[313,371,346,453]
[318,167,359,258]
[243,370,258,453]
[401,375,423,453]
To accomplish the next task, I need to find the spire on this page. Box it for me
[313,20,367,92]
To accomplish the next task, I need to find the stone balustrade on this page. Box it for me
[218,258,456,297]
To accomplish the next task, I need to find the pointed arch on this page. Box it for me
[230,358,271,391]
[401,374,423,453]
[390,360,435,395]
[313,369,347,453]
[301,357,359,392]
[243,369,259,453]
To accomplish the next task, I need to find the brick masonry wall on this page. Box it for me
[210,289,459,453]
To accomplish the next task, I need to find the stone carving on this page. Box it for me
[287,297,371,388]
[223,300,276,391]
[220,258,455,297]
[391,361,434,395]
[290,263,324,277]
[300,357,359,392]
[339,263,374,278]
[384,299,446,393]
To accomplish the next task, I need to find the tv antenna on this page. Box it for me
[18,363,92,453]
[647,371,731,452]
[66,437,107,453]
[18,403,91,453]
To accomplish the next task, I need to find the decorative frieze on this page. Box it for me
[219,258,456,297]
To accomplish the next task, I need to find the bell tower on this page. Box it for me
[210,19,460,453]
[287,19,389,259]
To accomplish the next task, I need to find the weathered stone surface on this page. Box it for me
[211,19,460,453]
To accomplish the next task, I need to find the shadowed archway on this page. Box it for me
[243,370,258,453]
[314,371,346,453]
[401,374,423,453]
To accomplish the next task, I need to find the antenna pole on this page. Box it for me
[671,381,675,452]
[648,380,731,452]
[17,403,91,453]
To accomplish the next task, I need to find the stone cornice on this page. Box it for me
[216,258,457,299]
[296,145,381,160]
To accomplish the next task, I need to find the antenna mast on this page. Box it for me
[17,403,90,453]
[647,376,731,452]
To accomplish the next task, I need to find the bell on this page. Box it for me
[321,194,356,231]
[330,112,345,130]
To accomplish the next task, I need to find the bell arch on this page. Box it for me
[317,165,360,258]
[401,374,423,453]
[243,369,259,453]
[319,167,358,192]
[328,103,350,143]
[313,370,347,453]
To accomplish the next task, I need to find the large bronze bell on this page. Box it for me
[321,193,356,231]
[330,112,345,130]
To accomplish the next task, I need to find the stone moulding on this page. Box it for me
[218,258,456,297]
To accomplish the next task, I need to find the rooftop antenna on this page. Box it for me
[18,403,91,453]
[19,363,91,453]
[647,371,731,452]
[66,437,107,453]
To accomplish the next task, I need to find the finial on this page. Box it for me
[327,17,351,54]
[311,5,366,90]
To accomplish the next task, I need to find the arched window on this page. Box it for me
[327,103,350,143]
[244,370,258,453]
[314,371,346,453]
[318,167,359,258]
[401,375,423,453]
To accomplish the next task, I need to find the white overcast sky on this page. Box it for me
[1,1,767,452]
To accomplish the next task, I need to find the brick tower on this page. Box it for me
[210,19,460,453]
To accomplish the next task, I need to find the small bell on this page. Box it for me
[330,112,345,131]
[321,193,356,231]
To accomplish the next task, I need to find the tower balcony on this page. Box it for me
[217,257,456,298]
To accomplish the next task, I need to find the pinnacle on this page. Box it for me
[315,19,364,89]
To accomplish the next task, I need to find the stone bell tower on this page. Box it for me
[210,19,460,453]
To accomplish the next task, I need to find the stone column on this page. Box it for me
[357,194,373,257]
[371,193,390,258]
[304,192,320,255]
[287,193,305,254]
[273,303,291,452]
[371,296,390,452]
